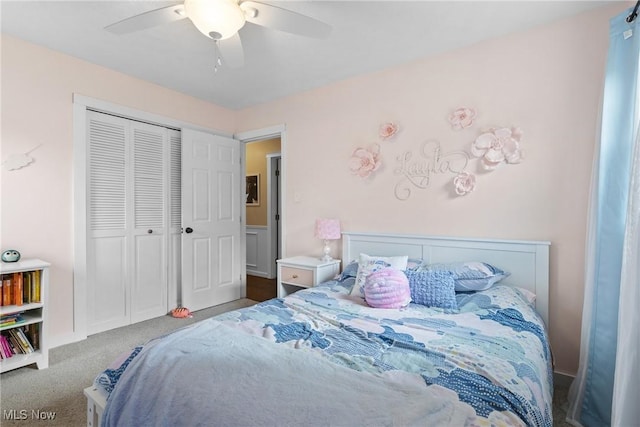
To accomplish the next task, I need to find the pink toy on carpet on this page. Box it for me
[170,307,193,318]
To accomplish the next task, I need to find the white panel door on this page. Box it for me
[182,129,242,311]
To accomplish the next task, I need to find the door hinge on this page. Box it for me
[275,169,280,176]
[275,214,280,221]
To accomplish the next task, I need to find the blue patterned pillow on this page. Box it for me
[339,258,423,282]
[420,262,509,292]
[404,270,457,310]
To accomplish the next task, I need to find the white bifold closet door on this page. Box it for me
[86,111,180,334]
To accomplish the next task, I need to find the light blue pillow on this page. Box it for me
[403,270,457,310]
[420,262,509,292]
[337,261,359,282]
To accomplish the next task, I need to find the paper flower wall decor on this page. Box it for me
[449,107,476,130]
[349,143,381,178]
[2,144,43,172]
[471,127,524,170]
[453,172,476,196]
[379,122,399,140]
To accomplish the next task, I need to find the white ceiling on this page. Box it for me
[1,1,612,110]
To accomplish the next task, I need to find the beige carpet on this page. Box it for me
[0,299,256,426]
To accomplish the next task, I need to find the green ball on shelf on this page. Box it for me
[1,249,21,263]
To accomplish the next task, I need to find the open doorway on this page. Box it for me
[244,137,281,301]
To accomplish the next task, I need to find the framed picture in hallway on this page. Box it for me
[246,174,260,206]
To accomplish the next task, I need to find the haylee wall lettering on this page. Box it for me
[394,140,469,200]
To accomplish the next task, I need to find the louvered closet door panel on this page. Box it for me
[87,111,129,334]
[130,122,168,323]
[168,130,182,307]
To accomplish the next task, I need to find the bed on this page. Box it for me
[84,232,552,427]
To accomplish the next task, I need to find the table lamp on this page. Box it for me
[315,219,341,262]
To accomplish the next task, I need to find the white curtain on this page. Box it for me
[611,124,640,426]
[567,6,639,427]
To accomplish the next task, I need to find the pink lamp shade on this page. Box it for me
[315,219,341,240]
[315,219,341,261]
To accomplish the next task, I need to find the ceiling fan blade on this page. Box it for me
[105,4,187,35]
[240,1,331,39]
[218,33,245,69]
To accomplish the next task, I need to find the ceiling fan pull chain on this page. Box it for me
[213,40,222,73]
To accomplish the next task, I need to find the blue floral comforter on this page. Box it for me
[98,279,553,427]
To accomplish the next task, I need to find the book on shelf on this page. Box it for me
[23,272,31,304]
[25,323,39,350]
[0,312,25,328]
[0,271,42,307]
[7,328,34,354]
[35,270,41,302]
[7,333,23,355]
[24,271,41,304]
[0,335,13,359]
[1,275,12,306]
[13,272,23,306]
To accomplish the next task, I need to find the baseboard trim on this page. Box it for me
[49,332,85,349]
[554,371,575,387]
[246,271,275,279]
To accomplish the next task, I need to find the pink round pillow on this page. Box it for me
[364,268,411,309]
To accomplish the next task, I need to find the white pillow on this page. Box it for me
[515,287,537,304]
[350,253,409,298]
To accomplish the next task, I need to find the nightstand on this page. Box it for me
[276,256,341,298]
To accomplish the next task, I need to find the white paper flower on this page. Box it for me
[379,122,399,140]
[2,153,34,171]
[471,127,523,170]
[449,107,476,130]
[453,172,476,196]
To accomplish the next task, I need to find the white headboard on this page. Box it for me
[342,232,550,326]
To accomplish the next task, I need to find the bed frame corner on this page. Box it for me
[84,385,106,427]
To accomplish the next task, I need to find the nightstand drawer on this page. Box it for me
[280,267,313,286]
[277,256,341,298]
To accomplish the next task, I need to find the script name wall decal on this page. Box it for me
[394,140,469,200]
[349,112,524,199]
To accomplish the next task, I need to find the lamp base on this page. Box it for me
[321,240,333,262]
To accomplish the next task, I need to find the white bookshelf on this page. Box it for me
[0,259,49,373]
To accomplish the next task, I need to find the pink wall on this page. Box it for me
[237,4,627,375]
[0,2,627,375]
[1,35,236,344]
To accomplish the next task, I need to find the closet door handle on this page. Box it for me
[185,227,193,234]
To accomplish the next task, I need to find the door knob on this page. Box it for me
[185,227,193,234]
[147,229,153,234]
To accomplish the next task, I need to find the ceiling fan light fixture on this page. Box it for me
[184,0,246,40]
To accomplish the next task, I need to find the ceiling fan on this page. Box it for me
[105,0,332,69]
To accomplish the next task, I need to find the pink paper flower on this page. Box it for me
[349,143,381,178]
[471,127,523,170]
[379,122,399,140]
[449,107,476,130]
[453,172,476,196]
